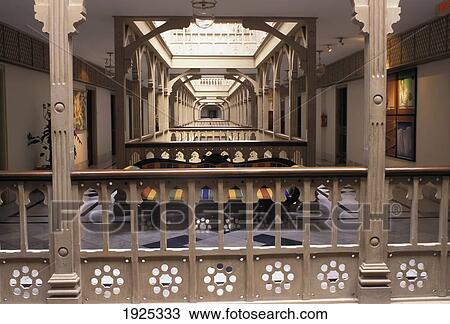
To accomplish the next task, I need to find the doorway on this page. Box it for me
[86,88,97,167]
[297,95,302,137]
[335,87,347,165]
[111,94,116,156]
[268,111,274,131]
[0,65,6,170]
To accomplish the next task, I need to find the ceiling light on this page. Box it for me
[316,50,326,77]
[104,52,115,78]
[192,0,217,29]
[338,37,345,46]
[326,44,333,53]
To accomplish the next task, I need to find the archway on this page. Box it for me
[200,105,223,119]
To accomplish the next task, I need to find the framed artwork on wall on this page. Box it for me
[396,116,416,161]
[73,90,87,131]
[397,70,416,115]
[385,68,417,161]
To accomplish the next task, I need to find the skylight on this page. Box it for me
[153,21,269,56]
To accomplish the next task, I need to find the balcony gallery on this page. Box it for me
[0,0,449,305]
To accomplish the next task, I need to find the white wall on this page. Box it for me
[316,58,450,167]
[3,63,113,171]
[346,78,366,165]
[386,58,450,167]
[96,87,112,165]
[73,82,113,169]
[318,85,336,163]
[3,63,49,170]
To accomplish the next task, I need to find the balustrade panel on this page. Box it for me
[0,187,20,251]
[0,168,448,303]
[25,186,49,250]
[137,180,161,250]
[79,185,103,250]
[280,179,304,247]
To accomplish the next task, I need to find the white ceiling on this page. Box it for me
[0,0,440,68]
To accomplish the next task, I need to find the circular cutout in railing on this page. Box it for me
[203,263,236,296]
[9,266,43,299]
[261,261,295,294]
[148,264,183,298]
[90,265,124,299]
[316,260,349,293]
[396,259,428,292]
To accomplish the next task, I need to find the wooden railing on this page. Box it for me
[125,138,307,166]
[0,167,448,303]
[125,127,307,166]
[130,128,295,142]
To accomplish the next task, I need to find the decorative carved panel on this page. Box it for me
[3,26,19,62]
[197,257,246,301]
[310,254,358,299]
[0,259,50,304]
[388,253,439,298]
[415,26,430,61]
[254,256,303,300]
[430,17,448,57]
[81,258,132,303]
[139,258,189,302]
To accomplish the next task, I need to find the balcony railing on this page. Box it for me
[126,128,307,167]
[0,167,448,303]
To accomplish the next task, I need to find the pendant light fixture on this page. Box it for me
[192,0,217,29]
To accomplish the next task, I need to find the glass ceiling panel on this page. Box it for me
[153,21,269,56]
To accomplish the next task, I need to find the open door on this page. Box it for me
[335,87,347,165]
[111,94,116,156]
[86,88,97,166]
[0,65,6,170]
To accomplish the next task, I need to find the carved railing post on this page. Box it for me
[351,0,401,303]
[34,0,86,303]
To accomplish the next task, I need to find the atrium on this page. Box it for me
[0,0,449,304]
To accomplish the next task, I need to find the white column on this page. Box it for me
[34,0,86,302]
[352,0,401,303]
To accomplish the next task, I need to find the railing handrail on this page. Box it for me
[125,139,308,148]
[169,127,257,131]
[0,167,449,182]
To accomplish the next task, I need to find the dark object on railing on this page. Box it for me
[133,153,297,169]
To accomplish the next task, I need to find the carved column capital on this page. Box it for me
[351,0,401,35]
[34,0,86,35]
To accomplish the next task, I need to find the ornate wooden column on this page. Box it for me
[163,87,170,130]
[352,0,401,303]
[288,70,299,139]
[263,86,270,130]
[34,0,86,303]
[148,79,156,134]
[273,81,281,136]
[305,19,317,166]
[131,63,142,140]
[257,89,264,129]
[113,17,127,168]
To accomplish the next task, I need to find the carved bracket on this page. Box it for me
[124,17,191,60]
[351,0,401,35]
[241,18,307,61]
[34,0,86,35]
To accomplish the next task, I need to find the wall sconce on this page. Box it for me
[321,112,328,128]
